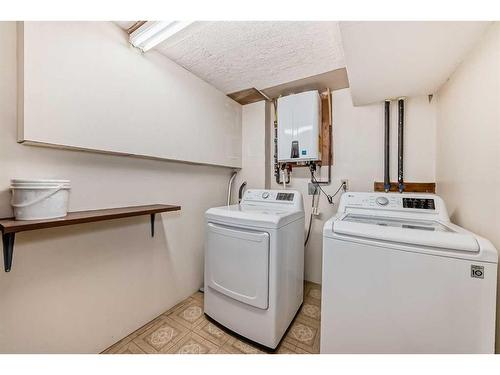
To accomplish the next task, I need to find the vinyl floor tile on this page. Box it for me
[167,332,219,354]
[168,299,206,330]
[193,319,232,347]
[133,317,190,354]
[102,281,322,355]
[116,341,146,354]
[222,337,265,354]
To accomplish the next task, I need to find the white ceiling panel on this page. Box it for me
[340,21,491,105]
[152,21,345,93]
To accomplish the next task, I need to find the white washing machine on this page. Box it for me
[204,189,304,349]
[321,192,498,354]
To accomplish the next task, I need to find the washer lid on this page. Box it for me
[206,204,304,229]
[332,214,480,253]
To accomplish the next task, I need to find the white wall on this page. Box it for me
[269,88,437,283]
[18,22,242,168]
[0,22,234,353]
[232,101,269,201]
[435,22,500,352]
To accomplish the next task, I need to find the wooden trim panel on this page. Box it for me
[373,182,436,194]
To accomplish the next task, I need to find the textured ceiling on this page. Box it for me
[116,21,345,94]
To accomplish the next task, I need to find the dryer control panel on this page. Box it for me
[242,189,304,210]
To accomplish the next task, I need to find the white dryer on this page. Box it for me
[204,189,304,349]
[321,192,498,354]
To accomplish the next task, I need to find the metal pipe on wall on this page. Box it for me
[238,181,247,203]
[273,99,291,185]
[227,171,238,205]
[273,99,281,184]
[397,98,405,193]
[384,100,391,192]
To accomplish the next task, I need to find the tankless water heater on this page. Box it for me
[277,90,321,163]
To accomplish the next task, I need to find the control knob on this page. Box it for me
[376,196,389,206]
[261,192,270,199]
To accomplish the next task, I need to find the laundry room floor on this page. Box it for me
[102,281,321,354]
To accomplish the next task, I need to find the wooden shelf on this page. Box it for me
[0,204,181,272]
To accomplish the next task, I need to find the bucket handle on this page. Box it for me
[11,184,65,208]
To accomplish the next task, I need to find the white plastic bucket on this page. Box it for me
[10,179,71,220]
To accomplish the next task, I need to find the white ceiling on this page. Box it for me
[116,21,346,94]
[114,21,136,30]
[339,21,491,105]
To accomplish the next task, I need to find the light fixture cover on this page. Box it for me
[129,21,193,52]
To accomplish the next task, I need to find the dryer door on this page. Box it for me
[206,222,269,309]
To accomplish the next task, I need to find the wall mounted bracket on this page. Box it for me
[150,213,156,237]
[2,233,15,272]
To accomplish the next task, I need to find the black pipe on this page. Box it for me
[273,106,281,184]
[273,100,290,185]
[398,98,405,193]
[384,100,391,192]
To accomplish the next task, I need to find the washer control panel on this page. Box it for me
[403,198,435,210]
[276,192,295,201]
[341,193,437,211]
[337,192,448,221]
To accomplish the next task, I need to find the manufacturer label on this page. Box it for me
[471,265,484,279]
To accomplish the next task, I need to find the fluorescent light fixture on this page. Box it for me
[129,21,193,52]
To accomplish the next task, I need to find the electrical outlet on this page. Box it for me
[308,183,319,195]
[341,179,349,191]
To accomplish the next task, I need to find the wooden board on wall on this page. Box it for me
[321,94,332,166]
[374,182,436,193]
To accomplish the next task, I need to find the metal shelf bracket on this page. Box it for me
[2,233,15,272]
[150,213,156,237]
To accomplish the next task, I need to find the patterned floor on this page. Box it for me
[102,281,321,354]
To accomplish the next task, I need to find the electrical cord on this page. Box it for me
[304,186,319,246]
[305,171,346,246]
[305,163,347,245]
[310,172,346,204]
